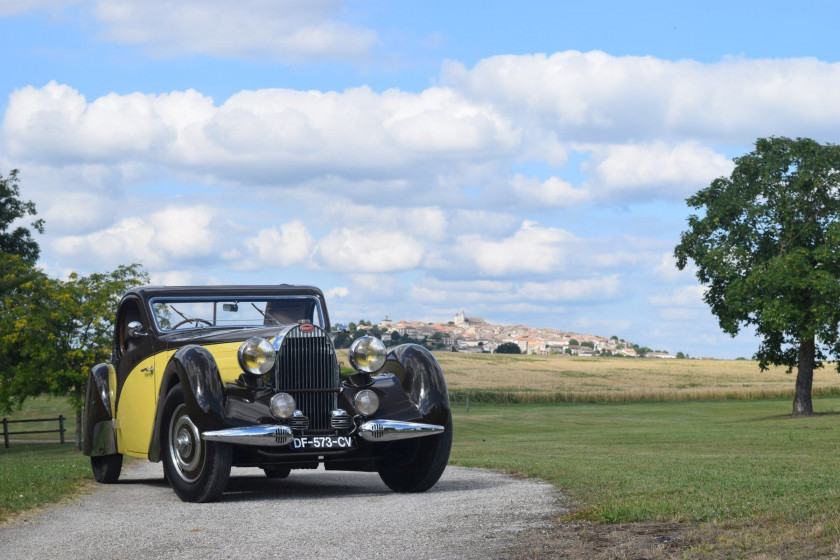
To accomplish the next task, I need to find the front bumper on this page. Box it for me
[201,419,444,447]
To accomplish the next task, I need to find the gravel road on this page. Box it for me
[1,462,563,560]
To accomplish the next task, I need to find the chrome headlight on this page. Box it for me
[354,389,379,416]
[238,337,276,375]
[348,336,386,373]
[270,392,296,419]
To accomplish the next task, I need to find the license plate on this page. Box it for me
[292,435,355,450]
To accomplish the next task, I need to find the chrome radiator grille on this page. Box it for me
[275,325,338,431]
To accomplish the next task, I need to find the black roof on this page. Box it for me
[128,284,326,299]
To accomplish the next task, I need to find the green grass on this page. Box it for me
[450,398,840,524]
[0,396,88,523]
[0,443,91,522]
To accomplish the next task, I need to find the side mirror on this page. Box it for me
[126,321,148,339]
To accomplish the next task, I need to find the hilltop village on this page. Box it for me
[343,310,679,359]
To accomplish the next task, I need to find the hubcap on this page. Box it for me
[168,404,204,483]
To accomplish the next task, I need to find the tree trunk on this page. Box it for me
[75,408,82,450]
[793,336,815,417]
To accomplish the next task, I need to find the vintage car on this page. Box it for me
[83,285,451,502]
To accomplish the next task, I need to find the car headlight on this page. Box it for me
[238,337,276,375]
[348,336,387,373]
[354,389,379,416]
[270,393,296,419]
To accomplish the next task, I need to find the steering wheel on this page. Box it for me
[172,318,213,329]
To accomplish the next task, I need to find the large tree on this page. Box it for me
[675,137,840,416]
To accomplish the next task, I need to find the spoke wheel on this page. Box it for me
[161,385,231,502]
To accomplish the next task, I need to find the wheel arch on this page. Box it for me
[380,343,451,427]
[148,345,227,462]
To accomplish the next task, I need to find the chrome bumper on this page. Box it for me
[200,419,445,446]
[202,425,293,446]
[358,420,445,442]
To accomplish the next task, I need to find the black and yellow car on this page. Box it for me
[83,285,452,502]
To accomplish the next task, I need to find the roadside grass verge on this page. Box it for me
[0,396,87,524]
[0,443,90,523]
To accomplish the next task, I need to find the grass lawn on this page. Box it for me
[0,443,91,523]
[451,398,840,558]
[0,396,88,523]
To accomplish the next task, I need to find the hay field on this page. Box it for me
[432,352,840,403]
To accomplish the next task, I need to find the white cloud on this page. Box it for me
[510,174,591,207]
[3,83,519,192]
[456,221,575,277]
[242,222,315,269]
[586,141,733,198]
[443,51,840,144]
[315,228,424,273]
[51,205,224,268]
[325,286,348,298]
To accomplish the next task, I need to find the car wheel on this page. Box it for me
[91,454,123,483]
[378,416,452,493]
[263,466,292,479]
[161,385,232,503]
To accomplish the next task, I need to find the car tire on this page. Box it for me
[378,416,452,493]
[263,466,292,479]
[91,454,123,483]
[161,385,232,503]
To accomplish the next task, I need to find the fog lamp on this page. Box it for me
[354,389,379,416]
[270,393,296,419]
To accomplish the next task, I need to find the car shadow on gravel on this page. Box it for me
[217,473,500,503]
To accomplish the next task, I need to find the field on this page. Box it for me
[435,352,840,403]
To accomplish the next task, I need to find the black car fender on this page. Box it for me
[378,344,450,427]
[148,345,227,462]
[82,363,117,457]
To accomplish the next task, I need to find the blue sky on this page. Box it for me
[2,0,840,358]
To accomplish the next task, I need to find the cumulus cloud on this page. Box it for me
[242,222,316,269]
[456,221,575,277]
[315,228,424,273]
[442,51,840,144]
[585,141,734,199]
[52,205,225,268]
[3,82,519,191]
[511,174,591,207]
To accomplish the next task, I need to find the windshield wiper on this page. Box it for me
[252,303,281,326]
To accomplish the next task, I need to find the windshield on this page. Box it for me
[150,296,324,332]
